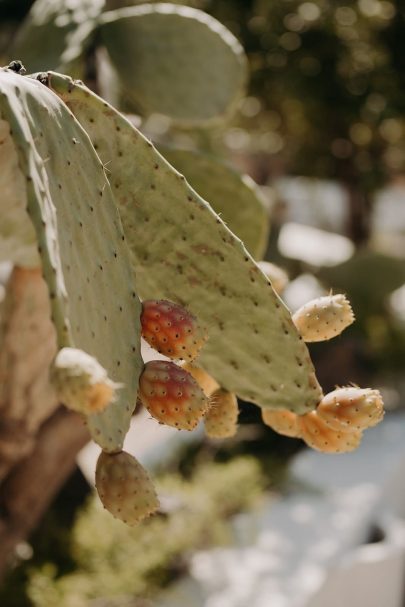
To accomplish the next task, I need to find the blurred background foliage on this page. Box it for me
[1,0,405,605]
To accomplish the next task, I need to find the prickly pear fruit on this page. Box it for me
[292,294,354,342]
[181,362,219,397]
[138,360,209,430]
[141,299,207,361]
[298,411,362,453]
[51,348,119,415]
[258,261,289,295]
[95,450,159,526]
[317,387,384,432]
[261,408,301,438]
[205,389,239,438]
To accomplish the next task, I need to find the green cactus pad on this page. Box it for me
[0,68,142,451]
[9,0,104,73]
[48,73,322,413]
[159,147,269,259]
[99,3,247,123]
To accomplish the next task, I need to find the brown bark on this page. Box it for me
[0,407,89,579]
[0,266,58,480]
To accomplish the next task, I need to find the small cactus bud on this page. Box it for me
[317,386,384,431]
[141,299,207,361]
[292,294,354,342]
[298,411,362,453]
[205,389,238,438]
[181,362,219,397]
[96,450,159,526]
[261,408,301,438]
[138,360,209,430]
[51,347,119,414]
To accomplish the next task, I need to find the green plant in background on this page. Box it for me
[26,457,265,607]
[0,0,386,585]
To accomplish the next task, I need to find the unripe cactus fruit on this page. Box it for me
[138,360,209,430]
[261,408,301,438]
[51,348,119,415]
[95,450,159,526]
[298,411,362,453]
[141,299,207,361]
[316,386,384,431]
[205,389,238,438]
[181,362,219,397]
[292,294,354,342]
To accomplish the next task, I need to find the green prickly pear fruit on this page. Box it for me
[138,360,209,430]
[205,389,239,439]
[141,299,207,362]
[292,294,354,342]
[261,408,301,438]
[95,450,159,526]
[316,386,384,432]
[181,362,219,397]
[298,411,362,453]
[51,348,120,415]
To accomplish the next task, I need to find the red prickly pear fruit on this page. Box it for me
[181,362,219,397]
[95,450,159,526]
[205,389,238,438]
[292,294,354,342]
[316,386,384,432]
[138,360,209,430]
[298,411,362,453]
[51,347,120,414]
[140,299,207,361]
[261,408,301,438]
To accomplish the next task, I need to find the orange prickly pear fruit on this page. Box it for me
[261,408,301,438]
[205,389,239,438]
[95,450,159,526]
[292,294,354,342]
[316,386,384,432]
[141,299,207,361]
[138,360,209,430]
[298,411,362,453]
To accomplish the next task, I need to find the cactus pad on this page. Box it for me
[47,72,323,414]
[99,3,247,123]
[160,147,269,258]
[10,0,104,73]
[0,67,142,451]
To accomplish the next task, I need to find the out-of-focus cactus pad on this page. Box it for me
[99,3,247,122]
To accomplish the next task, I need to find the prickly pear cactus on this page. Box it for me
[0,66,143,452]
[99,3,247,123]
[47,72,323,414]
[9,0,104,73]
[160,147,270,259]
